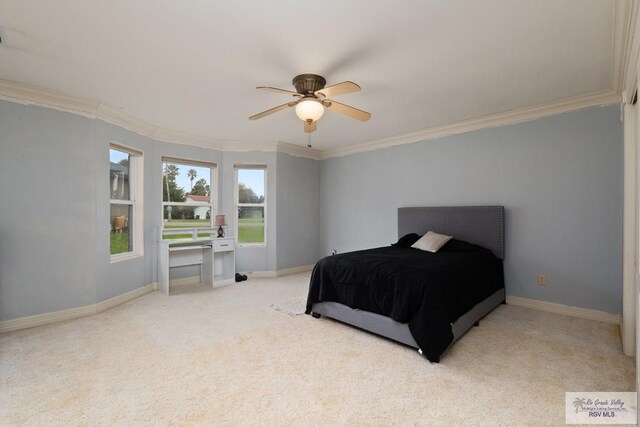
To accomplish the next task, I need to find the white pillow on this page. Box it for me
[411,231,452,253]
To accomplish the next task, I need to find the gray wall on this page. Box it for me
[0,100,321,321]
[320,105,623,314]
[276,152,321,270]
[0,101,97,320]
[0,98,623,320]
[95,121,160,302]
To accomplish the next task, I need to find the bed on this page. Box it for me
[305,206,505,362]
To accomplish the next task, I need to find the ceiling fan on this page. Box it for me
[249,74,371,133]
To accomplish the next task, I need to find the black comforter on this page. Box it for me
[305,241,504,362]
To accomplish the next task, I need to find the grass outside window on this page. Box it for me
[110,232,130,255]
[238,218,265,244]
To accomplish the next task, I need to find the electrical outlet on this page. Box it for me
[537,274,546,286]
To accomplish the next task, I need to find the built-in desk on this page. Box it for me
[158,228,235,294]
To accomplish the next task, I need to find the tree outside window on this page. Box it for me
[162,159,216,239]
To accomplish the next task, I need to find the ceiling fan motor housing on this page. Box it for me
[292,74,326,95]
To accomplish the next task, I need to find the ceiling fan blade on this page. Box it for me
[315,81,360,98]
[257,86,302,97]
[324,100,371,121]
[249,102,294,120]
[304,121,317,133]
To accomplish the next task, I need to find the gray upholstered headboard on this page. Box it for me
[398,206,505,259]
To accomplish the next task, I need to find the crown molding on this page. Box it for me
[275,142,322,159]
[0,78,323,160]
[0,78,620,162]
[622,0,640,97]
[97,103,158,139]
[613,0,634,95]
[152,127,226,151]
[320,90,620,159]
[220,141,321,160]
[0,78,99,118]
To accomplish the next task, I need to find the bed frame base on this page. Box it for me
[311,288,505,354]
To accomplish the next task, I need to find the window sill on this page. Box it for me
[110,252,144,263]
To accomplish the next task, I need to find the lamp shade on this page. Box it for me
[295,99,324,122]
[214,215,226,226]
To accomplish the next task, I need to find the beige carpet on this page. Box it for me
[0,272,635,426]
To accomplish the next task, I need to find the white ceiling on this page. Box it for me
[0,0,621,151]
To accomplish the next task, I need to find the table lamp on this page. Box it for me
[215,215,226,238]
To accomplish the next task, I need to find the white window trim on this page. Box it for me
[110,143,144,262]
[234,165,267,247]
[160,157,217,236]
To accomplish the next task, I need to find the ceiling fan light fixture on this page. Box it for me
[295,98,324,122]
[250,74,370,134]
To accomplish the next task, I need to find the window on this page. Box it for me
[235,165,266,245]
[110,144,143,259]
[162,157,217,239]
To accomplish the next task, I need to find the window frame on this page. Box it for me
[234,164,267,247]
[161,157,218,237]
[110,143,144,262]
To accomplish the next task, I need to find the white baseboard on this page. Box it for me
[245,271,276,278]
[506,296,620,325]
[245,264,314,279]
[168,276,237,289]
[0,282,158,334]
[0,281,620,333]
[275,264,314,277]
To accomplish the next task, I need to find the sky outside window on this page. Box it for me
[238,169,264,198]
